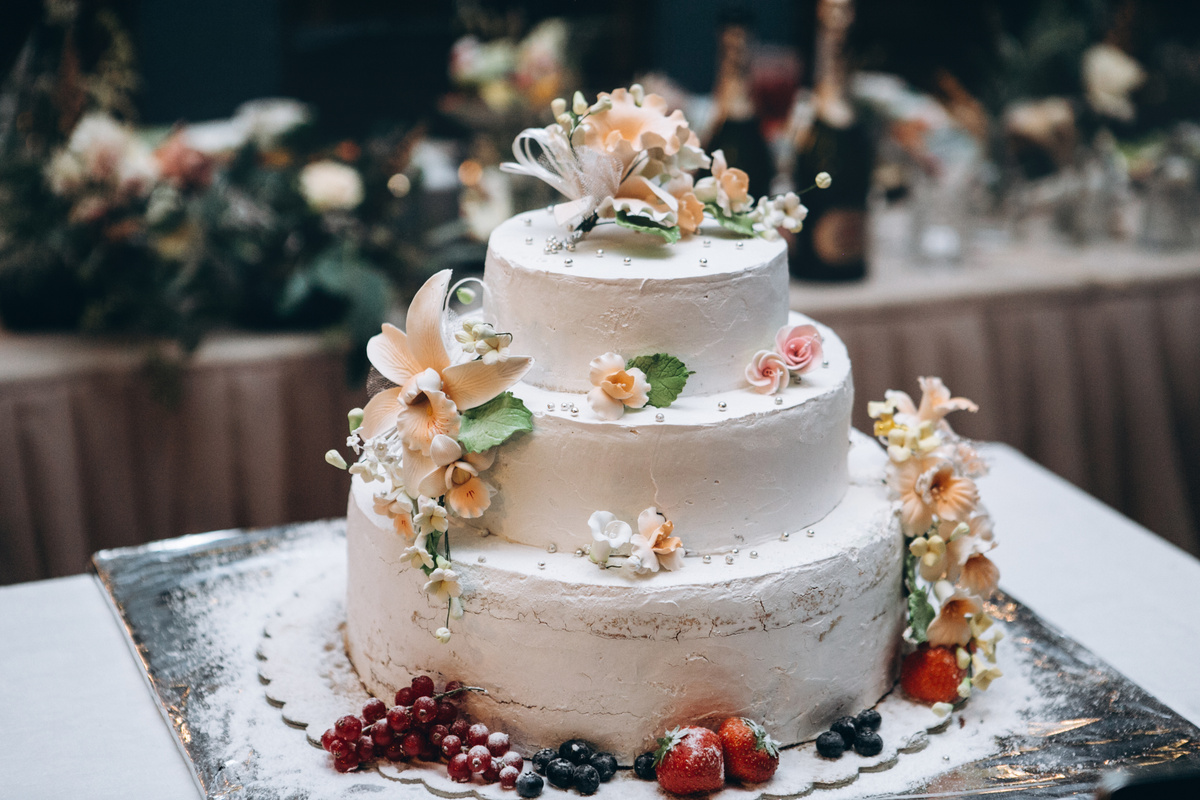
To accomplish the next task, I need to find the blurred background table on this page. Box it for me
[794,215,1200,556]
[0,331,362,585]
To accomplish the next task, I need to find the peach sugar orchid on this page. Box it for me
[630,507,684,574]
[587,352,651,420]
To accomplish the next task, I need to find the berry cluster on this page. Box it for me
[319,675,534,793]
[529,739,618,796]
[814,708,882,759]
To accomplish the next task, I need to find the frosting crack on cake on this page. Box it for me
[328,84,1002,776]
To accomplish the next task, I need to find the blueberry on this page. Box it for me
[516,771,545,798]
[830,716,858,747]
[855,708,882,732]
[546,758,576,789]
[589,752,618,782]
[574,763,601,795]
[633,751,658,780]
[815,730,846,759]
[854,730,884,757]
[559,738,594,765]
[531,748,557,774]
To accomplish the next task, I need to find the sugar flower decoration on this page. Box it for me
[774,324,823,374]
[746,350,790,395]
[587,510,633,565]
[970,652,1003,691]
[455,320,512,365]
[414,496,449,537]
[423,556,463,601]
[694,150,751,216]
[926,592,983,648]
[401,533,436,570]
[361,269,531,459]
[892,456,979,535]
[958,552,1000,598]
[587,352,651,420]
[629,507,684,574]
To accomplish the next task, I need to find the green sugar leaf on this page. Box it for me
[458,391,533,453]
[625,353,694,408]
[615,211,682,243]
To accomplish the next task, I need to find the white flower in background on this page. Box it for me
[401,533,435,570]
[1082,43,1146,122]
[749,191,807,239]
[587,511,634,565]
[300,160,363,213]
[434,627,452,644]
[236,98,312,148]
[587,352,651,420]
[629,507,684,574]
[414,497,449,537]
[423,557,462,600]
[47,113,159,198]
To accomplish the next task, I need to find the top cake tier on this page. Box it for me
[485,213,789,396]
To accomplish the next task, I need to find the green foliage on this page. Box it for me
[704,203,757,237]
[615,211,681,243]
[458,392,534,453]
[905,548,936,643]
[625,354,693,408]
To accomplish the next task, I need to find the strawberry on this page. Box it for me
[900,644,967,705]
[654,726,724,795]
[718,717,780,784]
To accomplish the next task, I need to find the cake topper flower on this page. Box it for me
[587,352,651,420]
[502,85,829,243]
[629,507,684,574]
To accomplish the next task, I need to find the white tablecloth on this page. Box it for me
[2,444,1199,799]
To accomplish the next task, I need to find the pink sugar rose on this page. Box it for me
[775,324,823,374]
[746,350,790,395]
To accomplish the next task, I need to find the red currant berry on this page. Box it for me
[394,687,415,707]
[411,675,436,698]
[468,744,492,774]
[448,718,470,740]
[482,762,501,783]
[328,737,352,759]
[499,765,521,789]
[435,700,458,724]
[447,752,472,783]
[333,752,359,773]
[362,698,387,724]
[500,750,524,772]
[443,680,465,695]
[356,736,375,762]
[334,715,363,742]
[428,724,450,751]
[370,721,393,747]
[386,705,413,733]
[403,731,427,759]
[384,741,406,762]
[320,728,338,752]
[467,723,490,747]
[441,734,464,759]
[412,696,438,725]
[486,731,510,757]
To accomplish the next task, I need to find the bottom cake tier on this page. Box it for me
[345,430,904,762]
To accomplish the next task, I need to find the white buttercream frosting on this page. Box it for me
[485,214,789,395]
[345,430,903,761]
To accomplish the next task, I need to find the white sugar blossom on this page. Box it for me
[749,192,808,239]
[587,511,633,565]
[629,507,684,574]
[931,702,954,718]
[424,557,462,600]
[324,450,348,470]
[414,497,449,536]
[434,627,452,644]
[971,652,1003,691]
[455,320,512,365]
[401,533,436,570]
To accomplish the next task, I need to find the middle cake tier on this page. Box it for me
[461,312,852,553]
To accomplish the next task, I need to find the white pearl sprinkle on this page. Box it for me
[685,549,697,557]
[477,555,486,563]
[655,413,665,422]
[736,242,744,249]
[596,249,604,257]
[703,555,712,564]
[725,554,735,564]
[775,396,784,405]
[943,755,950,761]
[525,237,533,244]
[574,549,584,557]
[537,561,546,569]
[547,402,555,411]
[718,401,727,411]
[560,402,570,411]
[699,258,708,267]
[564,258,573,267]
[524,217,532,226]
[570,407,579,416]
[623,257,632,265]
[703,239,711,247]
[822,359,830,367]
[731,548,739,554]
[781,532,790,541]
[548,544,557,553]
[750,550,759,558]
[807,529,816,537]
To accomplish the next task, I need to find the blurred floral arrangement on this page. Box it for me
[0,3,440,382]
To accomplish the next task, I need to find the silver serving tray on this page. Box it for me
[93,520,1200,799]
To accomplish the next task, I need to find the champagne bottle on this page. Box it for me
[790,0,872,282]
[704,9,776,198]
